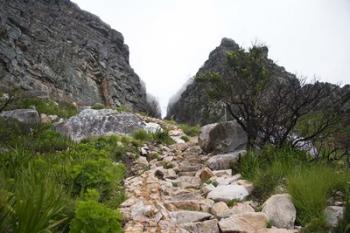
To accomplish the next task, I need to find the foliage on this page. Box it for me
[132,129,175,145]
[287,166,349,225]
[153,130,175,145]
[196,45,349,149]
[0,165,68,233]
[116,105,131,113]
[234,145,350,230]
[132,129,154,142]
[179,124,200,137]
[10,97,77,118]
[69,159,125,200]
[91,103,105,110]
[181,135,190,142]
[0,123,129,232]
[69,200,122,233]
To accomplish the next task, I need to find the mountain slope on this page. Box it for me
[0,0,149,112]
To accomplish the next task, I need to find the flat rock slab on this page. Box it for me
[219,212,268,232]
[170,210,213,224]
[180,219,220,233]
[207,184,249,202]
[207,150,246,170]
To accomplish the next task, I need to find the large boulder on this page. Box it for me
[207,150,246,170]
[180,219,220,233]
[56,109,145,141]
[199,121,247,153]
[0,109,40,124]
[324,206,345,227]
[262,194,296,229]
[207,184,249,202]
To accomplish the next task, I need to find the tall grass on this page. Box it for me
[287,166,349,225]
[1,165,68,233]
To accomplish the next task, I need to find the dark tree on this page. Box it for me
[197,45,350,149]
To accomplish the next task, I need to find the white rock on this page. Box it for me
[207,184,249,202]
[144,122,163,133]
[262,194,296,229]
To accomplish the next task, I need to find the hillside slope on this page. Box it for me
[0,0,149,112]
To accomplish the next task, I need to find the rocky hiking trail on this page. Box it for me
[120,127,299,233]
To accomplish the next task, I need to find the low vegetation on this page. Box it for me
[0,118,136,233]
[132,129,175,145]
[233,146,350,231]
[179,124,200,137]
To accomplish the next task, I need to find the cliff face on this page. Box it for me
[0,0,148,112]
[166,38,296,125]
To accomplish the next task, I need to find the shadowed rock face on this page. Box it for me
[166,38,296,125]
[0,0,148,112]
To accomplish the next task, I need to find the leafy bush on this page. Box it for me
[179,124,200,137]
[91,103,105,110]
[69,159,125,200]
[69,200,122,233]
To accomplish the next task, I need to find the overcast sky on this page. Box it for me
[72,0,350,115]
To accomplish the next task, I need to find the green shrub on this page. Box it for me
[116,105,131,113]
[10,97,77,118]
[69,159,125,200]
[30,127,72,153]
[2,165,68,233]
[181,135,190,142]
[179,124,200,137]
[132,129,153,142]
[69,200,122,233]
[153,130,175,145]
[287,165,349,226]
[91,103,105,110]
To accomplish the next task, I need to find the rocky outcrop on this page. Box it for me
[166,38,296,125]
[0,108,40,124]
[0,0,149,112]
[199,121,247,153]
[56,109,146,141]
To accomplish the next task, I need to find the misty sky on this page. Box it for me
[72,0,350,115]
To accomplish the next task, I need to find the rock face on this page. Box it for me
[0,0,149,112]
[166,38,296,125]
[262,194,296,229]
[199,121,247,153]
[56,109,145,141]
[0,109,40,124]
